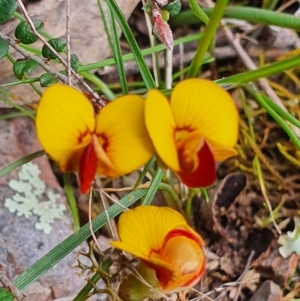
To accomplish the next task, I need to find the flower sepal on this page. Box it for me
[118,261,162,301]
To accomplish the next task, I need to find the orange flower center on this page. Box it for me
[78,132,117,193]
[174,128,203,173]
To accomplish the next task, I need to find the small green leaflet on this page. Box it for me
[39,73,59,87]
[0,0,17,24]
[0,288,14,301]
[0,38,9,60]
[42,38,66,60]
[15,20,44,44]
[13,59,38,79]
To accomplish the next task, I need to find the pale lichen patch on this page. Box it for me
[4,162,66,234]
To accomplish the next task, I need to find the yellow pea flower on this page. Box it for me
[36,84,154,193]
[111,206,205,293]
[145,79,239,188]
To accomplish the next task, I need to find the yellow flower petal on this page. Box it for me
[36,84,95,170]
[111,206,188,257]
[206,139,238,161]
[145,90,180,171]
[170,79,239,151]
[94,95,154,176]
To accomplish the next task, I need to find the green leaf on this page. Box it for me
[142,2,152,15]
[0,0,17,24]
[15,20,44,44]
[0,288,14,301]
[166,0,182,18]
[39,73,59,87]
[42,38,66,60]
[0,38,9,60]
[142,168,164,205]
[13,59,38,79]
[70,54,79,72]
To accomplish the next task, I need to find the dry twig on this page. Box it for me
[65,0,71,86]
[232,250,255,301]
[0,265,24,301]
[0,32,69,83]
[16,0,106,105]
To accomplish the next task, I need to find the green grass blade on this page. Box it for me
[245,84,300,148]
[97,0,113,51]
[142,168,165,205]
[0,111,35,120]
[107,4,128,94]
[261,94,300,129]
[217,55,300,88]
[0,150,45,178]
[13,188,147,291]
[78,33,203,73]
[102,0,156,89]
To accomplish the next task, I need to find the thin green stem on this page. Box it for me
[79,70,115,100]
[0,95,35,119]
[188,0,209,25]
[78,33,203,72]
[73,260,112,301]
[171,6,300,31]
[187,0,229,78]
[0,77,40,87]
[63,173,80,231]
[158,183,181,209]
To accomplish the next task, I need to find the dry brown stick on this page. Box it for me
[49,295,77,301]
[232,250,255,301]
[65,0,72,86]
[0,32,69,83]
[165,48,173,89]
[16,0,106,105]
[277,0,298,12]
[0,265,24,301]
[142,0,159,87]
